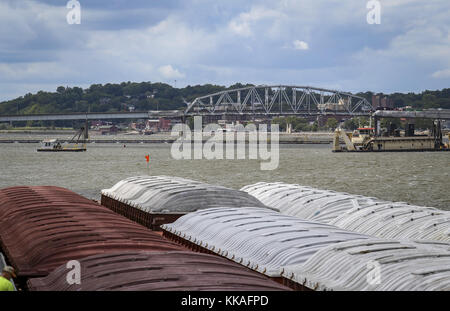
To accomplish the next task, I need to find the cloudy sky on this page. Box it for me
[0,0,449,101]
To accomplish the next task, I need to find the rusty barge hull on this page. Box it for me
[101,195,184,230]
[0,186,183,278]
[28,251,289,291]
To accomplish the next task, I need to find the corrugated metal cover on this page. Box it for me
[101,176,272,213]
[0,186,183,277]
[161,207,368,277]
[330,203,450,242]
[241,182,383,223]
[242,182,450,242]
[28,251,290,291]
[281,239,450,291]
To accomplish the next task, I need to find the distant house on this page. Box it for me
[100,98,111,105]
[372,95,393,109]
[143,118,172,132]
[90,120,111,128]
[159,118,171,131]
[444,120,450,129]
[91,120,103,128]
[130,121,146,130]
[146,119,160,131]
[93,125,119,135]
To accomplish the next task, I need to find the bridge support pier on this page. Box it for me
[84,119,89,140]
[286,123,292,134]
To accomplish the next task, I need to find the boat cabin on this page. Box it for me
[354,128,374,136]
[39,139,62,151]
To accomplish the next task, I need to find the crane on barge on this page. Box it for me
[37,125,88,152]
[333,109,450,152]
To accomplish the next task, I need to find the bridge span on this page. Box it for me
[0,110,370,123]
[0,85,374,123]
[186,85,372,115]
[0,110,183,122]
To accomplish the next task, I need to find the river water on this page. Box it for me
[0,142,449,211]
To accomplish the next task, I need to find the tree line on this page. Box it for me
[0,82,449,129]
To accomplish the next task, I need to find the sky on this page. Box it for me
[0,0,449,101]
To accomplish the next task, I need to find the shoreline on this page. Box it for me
[0,139,332,144]
[0,131,334,144]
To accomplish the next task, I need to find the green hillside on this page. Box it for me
[1,82,449,117]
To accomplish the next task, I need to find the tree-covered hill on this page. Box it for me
[0,82,253,116]
[0,82,449,116]
[356,89,450,110]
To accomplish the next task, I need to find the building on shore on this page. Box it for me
[90,125,119,135]
[372,95,393,110]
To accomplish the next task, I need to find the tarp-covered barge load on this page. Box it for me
[161,207,450,291]
[241,182,450,242]
[101,176,271,230]
[161,207,369,285]
[281,238,450,291]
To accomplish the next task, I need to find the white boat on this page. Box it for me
[37,127,87,152]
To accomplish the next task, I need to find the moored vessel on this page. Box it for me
[37,139,86,152]
[37,126,87,152]
[333,121,449,152]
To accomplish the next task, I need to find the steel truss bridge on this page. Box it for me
[8,85,450,123]
[185,85,373,117]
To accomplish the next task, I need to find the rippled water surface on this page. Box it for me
[0,143,449,210]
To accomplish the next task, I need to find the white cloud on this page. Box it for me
[432,69,450,79]
[1,0,450,100]
[158,65,185,79]
[228,6,285,37]
[0,62,74,82]
[86,16,217,64]
[228,19,252,37]
[293,40,309,50]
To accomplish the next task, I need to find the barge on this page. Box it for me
[37,139,86,152]
[37,126,87,152]
[333,123,450,152]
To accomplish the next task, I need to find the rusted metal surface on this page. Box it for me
[0,186,183,277]
[28,251,291,291]
[101,176,273,230]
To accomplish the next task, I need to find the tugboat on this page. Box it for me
[37,127,87,152]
